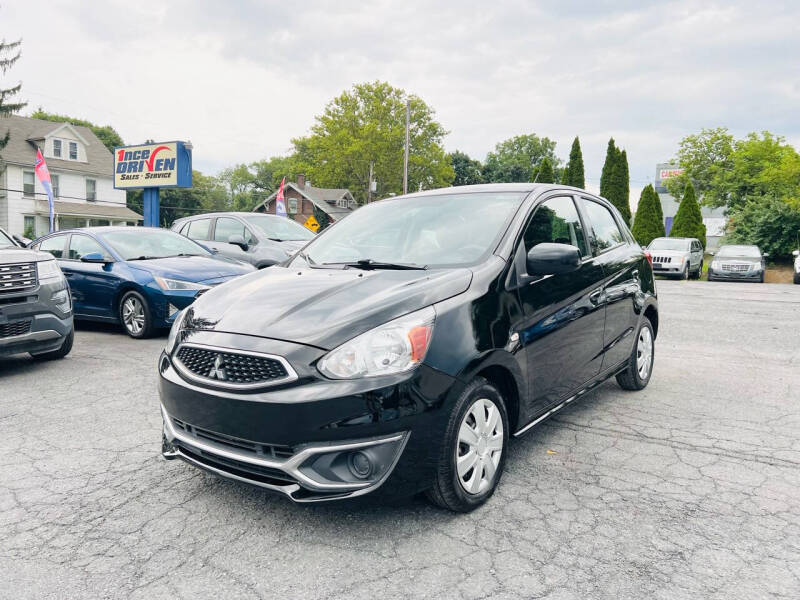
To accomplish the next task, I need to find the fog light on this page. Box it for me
[348,451,373,479]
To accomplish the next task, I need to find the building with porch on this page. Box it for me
[0,115,142,238]
[253,174,355,226]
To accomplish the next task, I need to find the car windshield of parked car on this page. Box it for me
[648,239,689,251]
[0,229,16,249]
[242,215,315,241]
[717,245,760,257]
[100,229,211,260]
[296,192,527,268]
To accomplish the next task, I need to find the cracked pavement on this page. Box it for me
[1,280,799,599]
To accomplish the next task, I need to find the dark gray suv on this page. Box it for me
[172,212,315,268]
[0,227,74,359]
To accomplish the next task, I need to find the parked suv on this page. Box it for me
[159,184,658,512]
[172,212,315,268]
[647,237,703,279]
[0,226,74,359]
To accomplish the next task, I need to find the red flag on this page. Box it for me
[275,177,287,217]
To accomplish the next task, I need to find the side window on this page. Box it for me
[581,199,625,253]
[523,196,588,257]
[68,234,107,260]
[39,235,66,259]
[214,217,246,242]
[186,218,211,241]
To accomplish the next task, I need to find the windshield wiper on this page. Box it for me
[128,255,159,261]
[297,251,317,265]
[268,237,284,242]
[324,259,428,271]
[169,253,203,258]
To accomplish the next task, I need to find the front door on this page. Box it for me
[60,234,120,318]
[208,217,254,264]
[514,195,607,414]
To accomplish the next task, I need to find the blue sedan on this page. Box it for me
[31,227,255,338]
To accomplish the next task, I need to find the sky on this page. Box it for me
[2,0,799,207]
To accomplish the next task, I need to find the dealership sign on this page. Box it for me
[113,141,192,189]
[659,167,684,180]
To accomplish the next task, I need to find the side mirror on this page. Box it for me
[228,234,248,250]
[526,243,581,276]
[793,250,799,257]
[80,252,108,264]
[762,252,769,258]
[709,251,715,256]
[12,234,30,247]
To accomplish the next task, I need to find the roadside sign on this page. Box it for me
[113,141,192,189]
[304,215,320,232]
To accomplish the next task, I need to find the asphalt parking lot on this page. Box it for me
[1,280,799,600]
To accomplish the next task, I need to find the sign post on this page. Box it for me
[113,141,193,227]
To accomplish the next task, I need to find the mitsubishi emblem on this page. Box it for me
[208,355,227,380]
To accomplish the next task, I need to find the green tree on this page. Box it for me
[725,196,800,258]
[292,81,453,203]
[533,156,554,183]
[665,127,734,201]
[631,185,665,246]
[127,171,228,227]
[0,38,25,151]
[600,138,631,223]
[30,108,123,153]
[669,182,706,248]
[482,133,559,183]
[562,136,585,188]
[449,150,483,186]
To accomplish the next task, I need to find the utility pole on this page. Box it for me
[368,161,374,203]
[403,100,409,195]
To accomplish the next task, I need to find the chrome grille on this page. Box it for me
[721,262,750,272]
[173,343,296,389]
[0,263,37,294]
[0,320,32,339]
[652,256,672,264]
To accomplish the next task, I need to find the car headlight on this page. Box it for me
[318,306,435,379]
[165,309,188,354]
[36,258,64,283]
[711,260,721,270]
[154,276,210,291]
[750,263,761,272]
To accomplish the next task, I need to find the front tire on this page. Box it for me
[794,272,800,284]
[426,377,509,512]
[616,318,655,391]
[681,264,689,280]
[119,291,154,338]
[31,328,74,360]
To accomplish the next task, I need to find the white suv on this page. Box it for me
[647,237,704,279]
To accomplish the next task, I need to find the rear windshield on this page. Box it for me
[648,238,689,251]
[295,192,527,268]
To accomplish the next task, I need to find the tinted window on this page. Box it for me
[186,218,211,241]
[214,217,251,243]
[523,197,588,257]
[39,236,66,258]
[582,200,625,252]
[68,234,106,260]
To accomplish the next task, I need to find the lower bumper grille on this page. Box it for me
[176,444,299,486]
[0,320,32,339]
[171,417,295,459]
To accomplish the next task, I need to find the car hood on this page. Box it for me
[127,255,255,282]
[648,249,687,258]
[184,265,473,349]
[0,248,56,264]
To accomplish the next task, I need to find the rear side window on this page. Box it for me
[581,200,625,253]
[68,234,107,260]
[523,196,588,257]
[186,218,211,241]
[39,235,66,258]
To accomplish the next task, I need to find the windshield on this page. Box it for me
[0,229,16,249]
[100,229,211,260]
[717,245,761,258]
[295,192,526,268]
[242,214,315,241]
[648,238,689,251]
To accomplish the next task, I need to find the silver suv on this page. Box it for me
[0,227,74,359]
[172,212,315,268]
[647,237,704,279]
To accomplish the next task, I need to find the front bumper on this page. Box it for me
[707,268,762,281]
[158,329,460,502]
[0,280,73,356]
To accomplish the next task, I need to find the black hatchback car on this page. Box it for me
[159,184,658,512]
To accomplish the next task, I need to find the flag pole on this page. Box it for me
[403,100,409,195]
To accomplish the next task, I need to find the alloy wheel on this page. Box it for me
[122,296,145,335]
[636,325,653,380]
[456,398,504,495]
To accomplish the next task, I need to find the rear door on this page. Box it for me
[578,197,642,371]
[61,234,120,318]
[515,195,607,413]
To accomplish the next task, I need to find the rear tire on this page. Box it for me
[616,318,655,391]
[32,328,74,360]
[119,291,155,339]
[426,377,509,512]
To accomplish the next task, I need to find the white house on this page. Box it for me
[0,115,142,238]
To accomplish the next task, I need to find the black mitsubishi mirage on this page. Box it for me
[159,183,658,512]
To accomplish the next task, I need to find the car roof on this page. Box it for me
[174,212,276,221]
